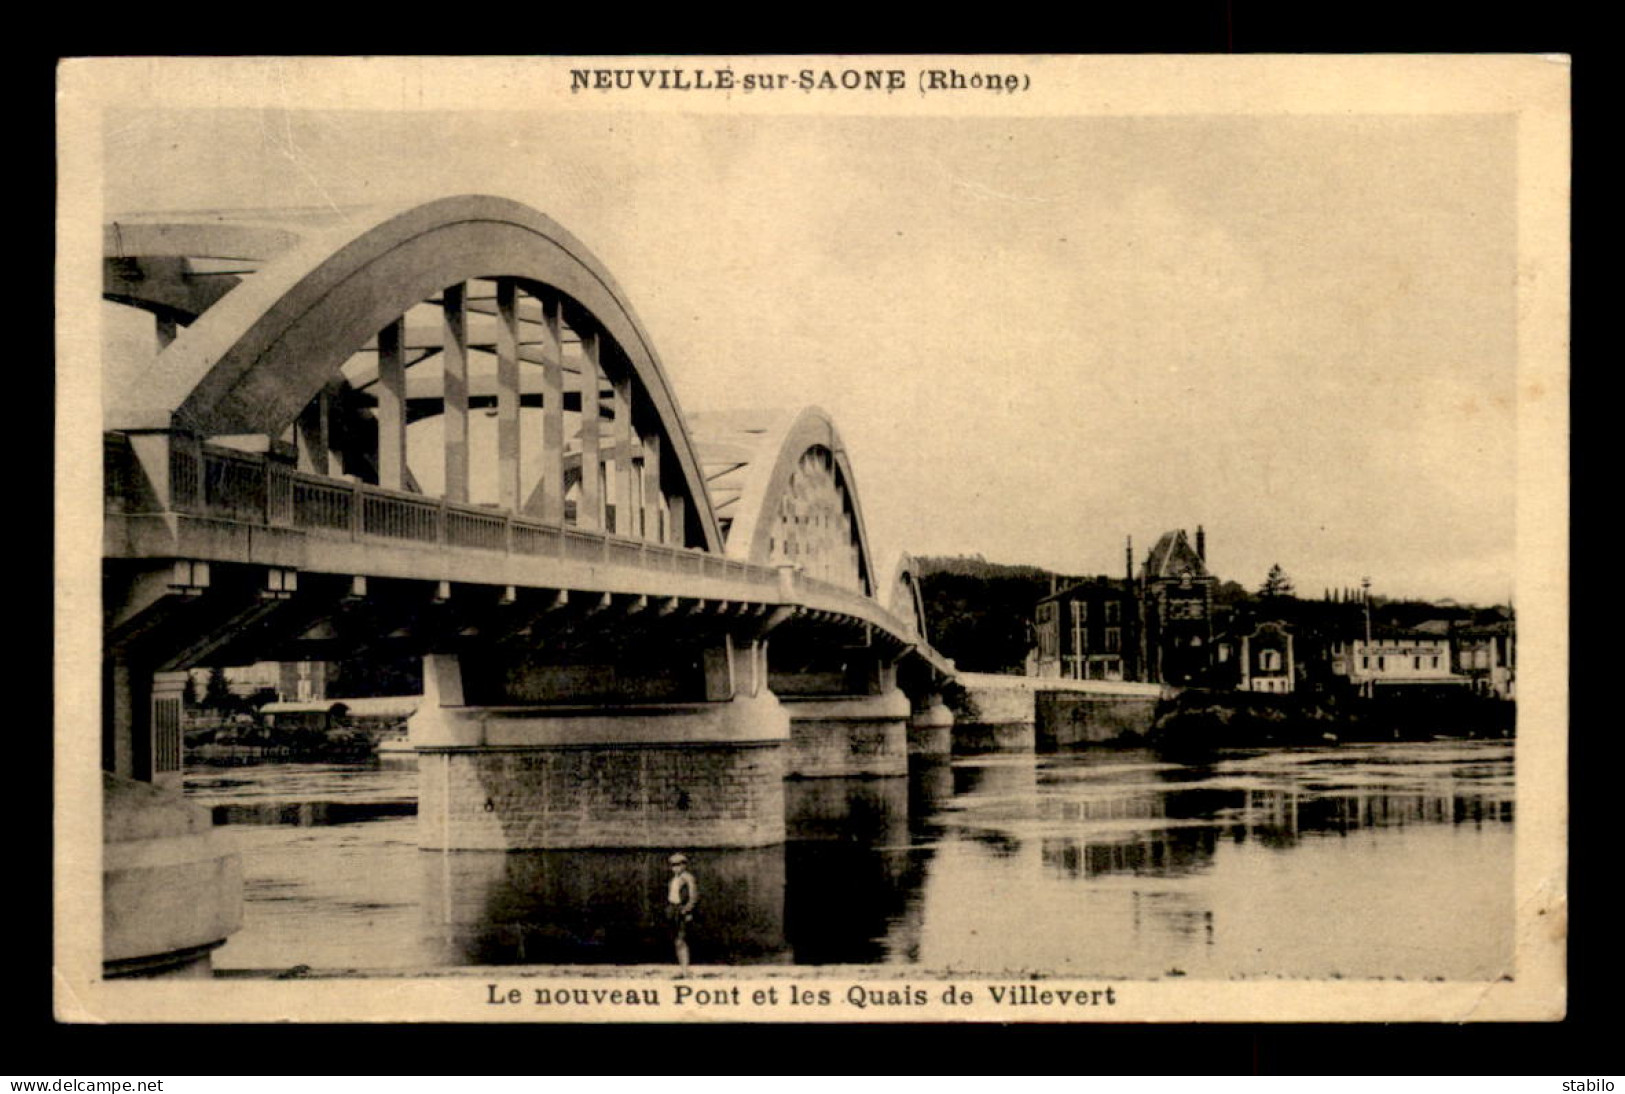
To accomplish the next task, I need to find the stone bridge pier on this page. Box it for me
[905,691,956,758]
[101,560,251,978]
[412,613,792,849]
[765,620,912,779]
[896,652,955,760]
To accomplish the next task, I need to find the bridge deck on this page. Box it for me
[106,434,954,677]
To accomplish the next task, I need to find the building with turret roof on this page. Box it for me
[1139,526,1217,686]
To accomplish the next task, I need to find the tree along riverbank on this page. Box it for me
[186,724,386,765]
[1145,687,1514,753]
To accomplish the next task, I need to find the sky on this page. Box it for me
[101,102,1520,605]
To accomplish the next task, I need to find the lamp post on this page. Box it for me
[1071,599,1084,681]
[1361,577,1373,700]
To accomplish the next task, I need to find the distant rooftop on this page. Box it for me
[1142,529,1209,581]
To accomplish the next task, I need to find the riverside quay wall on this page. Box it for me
[955,673,1167,752]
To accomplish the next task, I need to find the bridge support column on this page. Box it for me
[103,772,242,978]
[411,640,789,850]
[953,676,1039,753]
[776,657,910,778]
[104,654,187,791]
[102,569,245,976]
[779,689,911,777]
[906,692,955,758]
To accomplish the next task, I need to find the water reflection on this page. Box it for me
[421,846,790,966]
[194,741,1514,978]
[950,757,1040,860]
[916,742,1513,978]
[211,800,416,826]
[953,721,1036,754]
[783,777,926,964]
[1039,827,1224,880]
[906,758,955,831]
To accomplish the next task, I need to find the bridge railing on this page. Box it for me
[107,430,950,673]
[110,433,785,591]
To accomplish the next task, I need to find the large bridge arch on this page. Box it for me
[103,195,723,552]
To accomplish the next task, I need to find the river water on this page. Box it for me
[185,740,1513,978]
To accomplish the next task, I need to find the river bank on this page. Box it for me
[1147,688,1514,752]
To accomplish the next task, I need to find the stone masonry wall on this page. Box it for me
[418,742,786,849]
[786,716,909,777]
[952,720,1037,753]
[1036,691,1159,747]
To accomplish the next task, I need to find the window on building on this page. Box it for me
[1362,656,1370,670]
[1261,650,1282,672]
[1105,601,1121,624]
[1071,600,1087,624]
[1431,656,1439,669]
[1378,656,1386,670]
[1414,656,1422,670]
[1105,627,1121,652]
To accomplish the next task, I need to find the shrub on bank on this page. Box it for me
[1148,687,1512,753]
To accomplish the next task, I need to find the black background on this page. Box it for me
[34,5,1597,1076]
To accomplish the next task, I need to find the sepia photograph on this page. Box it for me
[55,55,1569,1024]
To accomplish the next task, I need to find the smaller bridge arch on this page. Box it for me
[689,406,877,598]
[881,550,930,644]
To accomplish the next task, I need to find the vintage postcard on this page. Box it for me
[55,55,1569,1023]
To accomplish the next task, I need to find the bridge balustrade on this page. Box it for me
[288,475,351,532]
[798,573,862,599]
[109,431,936,670]
[561,526,608,564]
[509,522,563,558]
[167,438,201,511]
[606,538,645,569]
[115,434,787,590]
[201,449,268,523]
[266,462,295,525]
[445,509,508,552]
[363,492,440,543]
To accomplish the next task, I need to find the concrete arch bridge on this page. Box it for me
[102,195,959,887]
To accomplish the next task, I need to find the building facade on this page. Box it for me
[1140,527,1217,686]
[1219,620,1297,694]
[1033,579,1138,681]
[278,660,337,703]
[1451,619,1516,698]
[1329,627,1467,695]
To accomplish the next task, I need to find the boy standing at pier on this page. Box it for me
[666,853,698,976]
